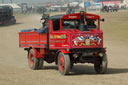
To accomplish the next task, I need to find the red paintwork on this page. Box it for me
[19,13,102,49]
[49,28,103,49]
[19,12,104,60]
[29,53,34,67]
[32,48,44,58]
[62,13,100,20]
[59,56,65,72]
[71,32,103,48]
[58,50,71,54]
[19,32,47,48]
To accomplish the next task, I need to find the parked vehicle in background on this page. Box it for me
[0,6,16,25]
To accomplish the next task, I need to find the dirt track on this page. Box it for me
[0,11,128,85]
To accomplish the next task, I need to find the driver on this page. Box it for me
[80,11,87,25]
[79,11,88,31]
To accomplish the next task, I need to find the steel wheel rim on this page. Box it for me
[59,56,65,72]
[29,53,34,67]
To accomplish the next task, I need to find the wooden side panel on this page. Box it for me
[19,32,47,48]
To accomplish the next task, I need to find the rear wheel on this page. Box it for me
[28,49,44,70]
[94,53,108,74]
[38,58,44,69]
[58,52,70,75]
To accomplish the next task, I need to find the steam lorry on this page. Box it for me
[19,11,107,75]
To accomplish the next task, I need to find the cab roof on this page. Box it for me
[49,14,64,20]
[49,13,100,20]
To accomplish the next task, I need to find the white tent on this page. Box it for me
[0,3,21,12]
[119,0,128,8]
[123,0,128,6]
[123,0,128,3]
[0,4,21,8]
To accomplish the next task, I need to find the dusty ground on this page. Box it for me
[0,11,128,85]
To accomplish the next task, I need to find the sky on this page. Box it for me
[0,0,47,4]
[0,0,50,6]
[0,0,103,5]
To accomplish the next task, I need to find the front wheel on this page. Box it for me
[94,53,108,74]
[57,52,70,75]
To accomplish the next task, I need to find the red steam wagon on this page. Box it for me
[19,11,107,75]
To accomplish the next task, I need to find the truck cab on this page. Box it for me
[48,12,103,49]
[19,11,107,75]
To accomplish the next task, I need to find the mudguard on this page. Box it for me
[58,50,71,54]
[32,48,44,58]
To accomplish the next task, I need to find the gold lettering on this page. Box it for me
[50,34,66,39]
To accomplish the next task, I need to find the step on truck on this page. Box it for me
[19,11,107,75]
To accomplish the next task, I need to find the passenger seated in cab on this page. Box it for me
[87,19,97,28]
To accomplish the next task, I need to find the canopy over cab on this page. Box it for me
[49,11,102,33]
